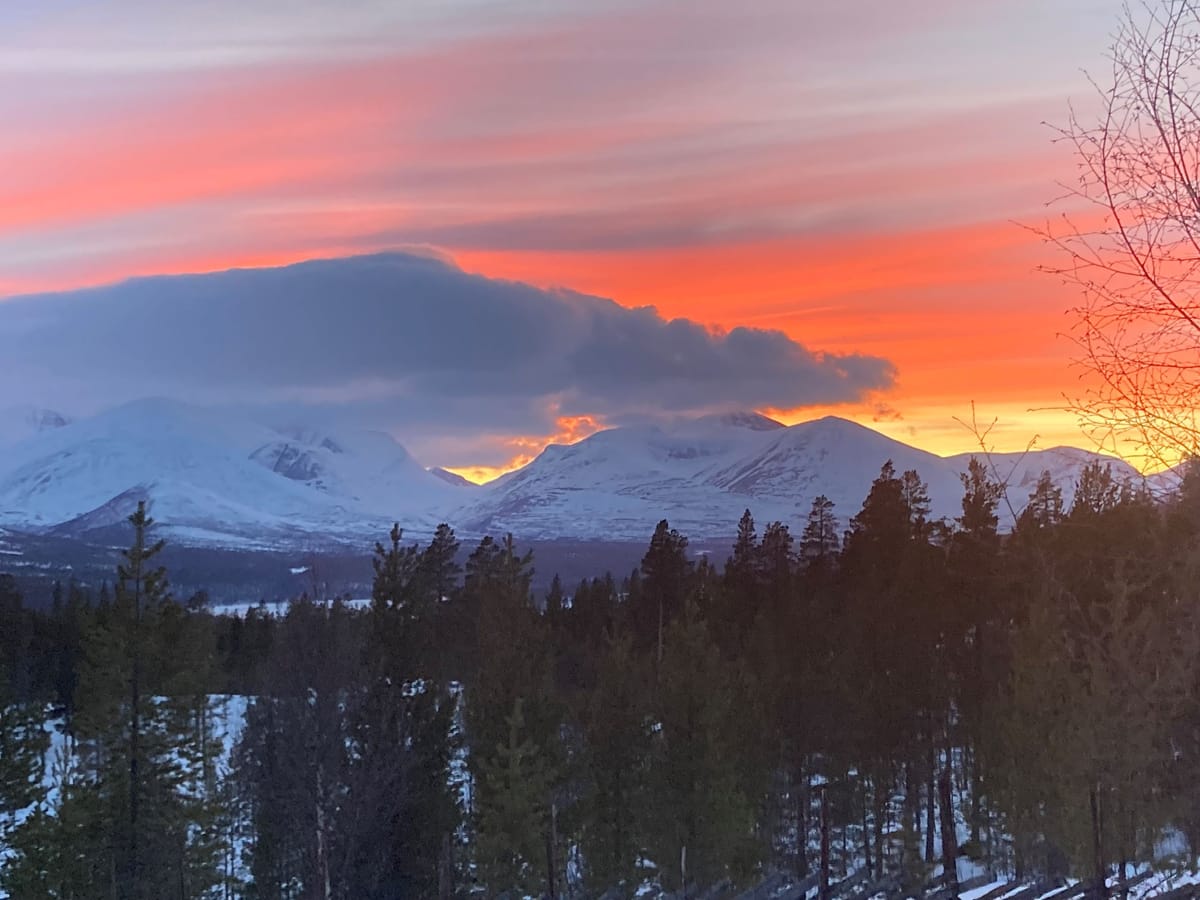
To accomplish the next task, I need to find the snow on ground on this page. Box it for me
[961,881,1010,900]
[0,696,251,898]
[211,596,372,618]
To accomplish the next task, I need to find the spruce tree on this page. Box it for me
[636,520,691,665]
[346,525,461,898]
[580,634,651,894]
[719,510,761,651]
[800,496,839,571]
[464,535,562,897]
[1018,470,1064,531]
[475,698,552,896]
[645,602,761,891]
[5,502,223,898]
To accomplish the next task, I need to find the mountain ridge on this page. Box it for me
[0,399,1157,548]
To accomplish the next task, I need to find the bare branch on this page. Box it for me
[1040,0,1200,470]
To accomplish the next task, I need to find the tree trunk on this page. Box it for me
[546,801,559,900]
[873,778,886,878]
[438,833,452,900]
[1120,800,1131,900]
[1090,784,1107,900]
[969,744,982,847]
[129,560,143,898]
[129,650,140,895]
[820,787,831,900]
[316,767,332,900]
[799,769,810,877]
[862,789,873,878]
[926,741,936,863]
[657,597,664,671]
[939,766,959,899]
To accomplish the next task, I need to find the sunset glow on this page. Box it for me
[444,414,609,484]
[0,0,1130,472]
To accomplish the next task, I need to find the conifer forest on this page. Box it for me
[1,459,1198,899]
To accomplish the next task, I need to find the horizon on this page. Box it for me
[3,385,1136,488]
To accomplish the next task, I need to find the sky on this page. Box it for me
[0,0,1129,479]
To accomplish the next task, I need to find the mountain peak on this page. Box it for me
[694,411,785,432]
[0,404,72,445]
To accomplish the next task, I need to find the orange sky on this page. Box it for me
[0,0,1129,478]
[446,218,1090,480]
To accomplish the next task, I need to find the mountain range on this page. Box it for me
[0,399,1166,549]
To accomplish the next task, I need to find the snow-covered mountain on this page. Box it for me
[0,399,467,548]
[947,445,1143,515]
[458,415,1148,540]
[428,467,476,488]
[0,399,1153,548]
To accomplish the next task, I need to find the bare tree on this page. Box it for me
[1044,0,1200,471]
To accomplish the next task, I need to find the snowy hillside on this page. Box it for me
[0,399,466,549]
[460,415,1149,540]
[0,400,1150,548]
[948,446,1143,515]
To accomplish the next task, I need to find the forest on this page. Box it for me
[0,456,1196,899]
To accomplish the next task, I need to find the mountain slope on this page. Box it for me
[947,446,1143,515]
[0,400,1153,547]
[461,416,1148,540]
[0,399,463,548]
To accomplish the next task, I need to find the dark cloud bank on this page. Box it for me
[0,252,895,447]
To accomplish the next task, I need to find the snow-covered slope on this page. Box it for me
[250,424,463,520]
[460,415,1148,540]
[429,467,476,489]
[458,414,787,539]
[0,399,464,548]
[948,446,1143,515]
[0,400,1151,547]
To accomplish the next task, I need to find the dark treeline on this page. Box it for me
[2,458,1199,898]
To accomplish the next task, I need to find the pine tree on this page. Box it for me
[950,456,1004,847]
[718,510,761,650]
[757,521,796,621]
[369,523,425,669]
[424,522,462,603]
[843,461,910,575]
[901,469,933,537]
[345,525,462,898]
[636,520,692,665]
[0,697,47,826]
[1070,460,1122,518]
[957,457,1001,538]
[991,491,1190,882]
[580,634,651,893]
[800,496,840,570]
[237,597,362,899]
[464,535,562,897]
[1018,470,1064,530]
[0,576,48,831]
[6,502,224,898]
[476,698,552,896]
[645,603,761,891]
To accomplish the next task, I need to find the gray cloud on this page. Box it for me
[0,252,895,464]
